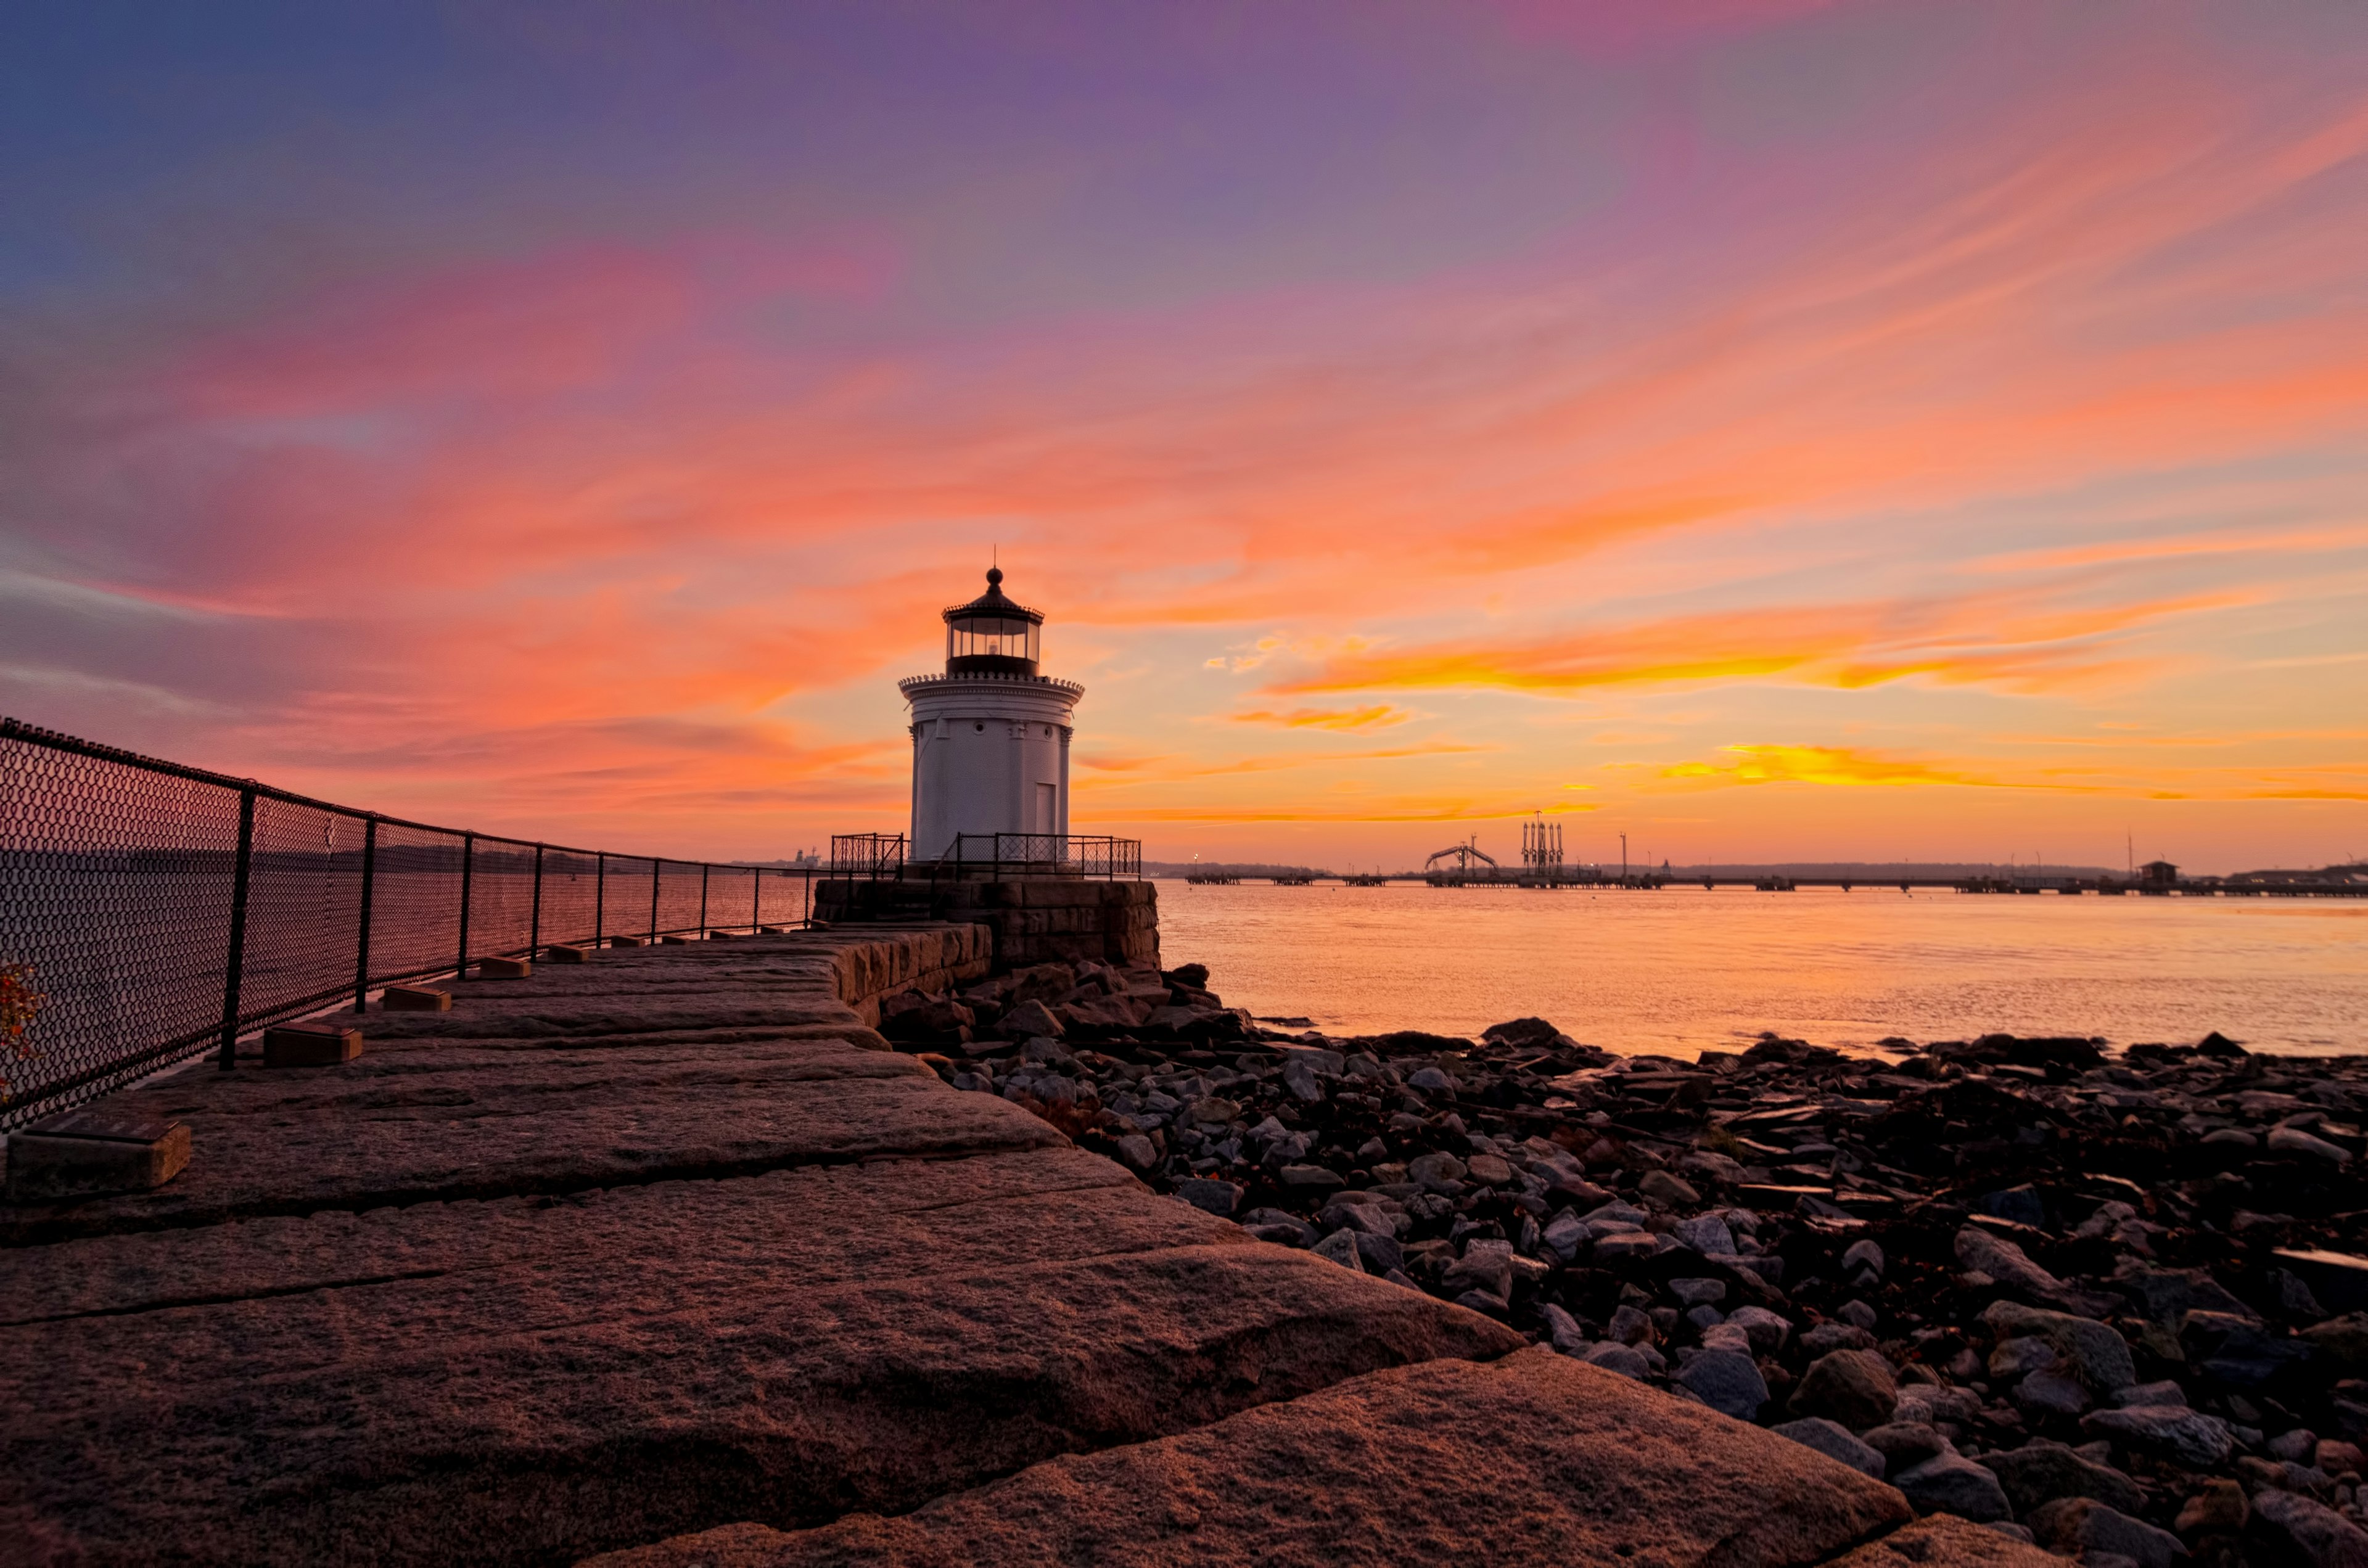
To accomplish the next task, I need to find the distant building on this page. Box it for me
[899,567,1083,860]
[2140,859,2179,889]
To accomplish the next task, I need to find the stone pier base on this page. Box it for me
[813,876,1157,971]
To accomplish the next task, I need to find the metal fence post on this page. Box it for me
[216,787,257,1070]
[649,859,660,942]
[530,843,545,953]
[752,868,762,932]
[698,862,709,936]
[594,852,606,946]
[352,817,377,1012]
[456,832,475,979]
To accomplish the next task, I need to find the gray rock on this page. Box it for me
[1862,1423,1949,1468]
[1539,1302,1590,1356]
[2251,1487,2368,1568]
[1113,1133,1157,1172]
[1982,1300,2137,1394]
[1990,1336,2059,1379]
[1541,1210,1592,1264]
[1669,1277,1728,1307]
[1957,1225,2094,1311]
[2082,1404,2234,1468]
[1281,1056,1325,1104]
[2272,1427,2321,1463]
[1726,1305,1793,1353]
[1352,1232,1404,1276]
[2269,1126,2352,1163]
[1607,1304,1656,1345]
[1893,1450,2013,1522]
[1443,1240,1513,1303]
[1407,1151,1466,1190]
[1279,1164,1346,1191]
[1980,1439,2148,1517]
[1700,1323,1755,1354]
[2114,1260,2260,1324]
[1801,1322,1878,1356]
[1837,1299,1879,1331]
[1581,1341,1651,1379]
[1243,1223,1309,1247]
[2113,1380,2186,1408]
[2013,1369,2094,1419]
[1843,1238,1886,1278]
[1310,1229,1365,1272]
[1639,1170,1701,1206]
[1674,1349,1769,1421]
[1773,1416,1886,1479]
[1240,1209,1317,1247]
[1791,1349,1898,1430]
[1675,1215,1737,1256]
[2028,1498,2185,1568]
[1407,1067,1457,1093]
[997,999,1065,1040]
[1174,1178,1241,1217]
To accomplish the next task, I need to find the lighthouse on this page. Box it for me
[900,567,1083,861]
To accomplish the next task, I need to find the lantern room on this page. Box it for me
[944,567,1043,675]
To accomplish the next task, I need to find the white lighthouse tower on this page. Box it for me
[900,567,1083,861]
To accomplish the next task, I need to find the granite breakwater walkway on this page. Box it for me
[2,928,2049,1567]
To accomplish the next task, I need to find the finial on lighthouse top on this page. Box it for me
[942,564,1044,675]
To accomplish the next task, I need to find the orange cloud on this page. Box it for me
[1661,745,2012,790]
[1268,589,2246,699]
[1230,705,1418,731]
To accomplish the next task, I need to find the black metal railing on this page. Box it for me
[942,833,1141,880]
[0,718,818,1130]
[830,833,907,880]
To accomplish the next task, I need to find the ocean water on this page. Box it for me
[1154,881,2368,1057]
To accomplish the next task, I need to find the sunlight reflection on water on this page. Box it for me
[1155,882,2368,1057]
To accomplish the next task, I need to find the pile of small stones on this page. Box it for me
[882,958,2368,1567]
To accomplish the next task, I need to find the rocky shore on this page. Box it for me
[880,956,2368,1568]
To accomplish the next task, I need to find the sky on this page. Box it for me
[2,1,2365,874]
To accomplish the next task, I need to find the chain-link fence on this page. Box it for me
[0,718,817,1130]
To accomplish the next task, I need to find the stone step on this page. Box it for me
[580,1344,1921,1568]
[1,1153,1517,1566]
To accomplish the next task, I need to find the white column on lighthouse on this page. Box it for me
[900,567,1083,860]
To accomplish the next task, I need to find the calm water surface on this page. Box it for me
[1155,882,2368,1057]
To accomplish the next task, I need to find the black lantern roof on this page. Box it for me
[941,566,1044,627]
[941,567,1045,675]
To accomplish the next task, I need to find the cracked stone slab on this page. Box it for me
[0,1147,1146,1324]
[1,1046,1060,1243]
[581,1345,1911,1568]
[2,1217,1518,1564]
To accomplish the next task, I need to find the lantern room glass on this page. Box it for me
[947,615,1040,665]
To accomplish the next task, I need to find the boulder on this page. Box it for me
[1173,1178,1241,1217]
[1981,1300,2137,1395]
[1980,1440,2148,1517]
[2250,1488,2368,1568]
[1791,1348,1899,1430]
[1673,1349,1768,1421]
[1773,1417,1886,1479]
[1893,1451,2013,1522]
[996,999,1065,1040]
[2082,1405,2235,1469]
[2027,1498,2185,1568]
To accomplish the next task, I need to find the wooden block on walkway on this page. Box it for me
[262,1022,363,1067]
[760,925,788,934]
[5,1112,190,1200]
[609,936,644,949]
[659,935,692,945]
[381,985,451,1012]
[477,956,532,979]
[545,943,591,964]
